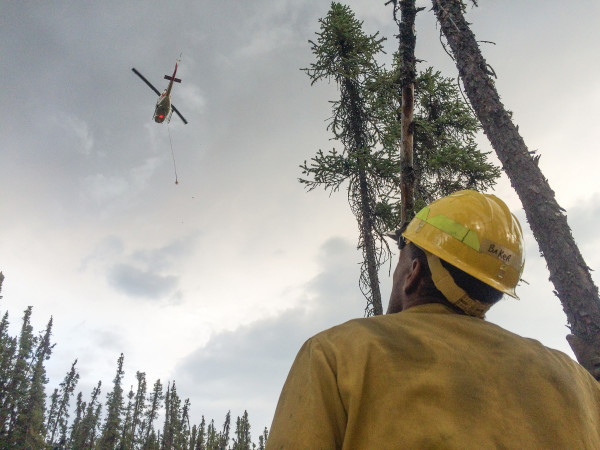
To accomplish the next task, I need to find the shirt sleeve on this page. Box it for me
[267,336,347,449]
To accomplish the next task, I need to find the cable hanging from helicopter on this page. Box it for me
[131,56,187,184]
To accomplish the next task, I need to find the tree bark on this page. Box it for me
[397,0,419,224]
[358,162,384,316]
[432,0,600,378]
[345,78,383,316]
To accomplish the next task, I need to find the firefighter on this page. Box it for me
[267,190,600,448]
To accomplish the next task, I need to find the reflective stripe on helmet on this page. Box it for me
[413,207,522,272]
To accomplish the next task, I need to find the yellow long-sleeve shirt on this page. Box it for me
[268,304,600,449]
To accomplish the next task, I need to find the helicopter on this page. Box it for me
[132,58,188,124]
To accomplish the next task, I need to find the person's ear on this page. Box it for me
[403,258,423,294]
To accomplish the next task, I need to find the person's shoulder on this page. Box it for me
[486,327,599,385]
[521,335,590,369]
[306,314,405,350]
[312,316,379,339]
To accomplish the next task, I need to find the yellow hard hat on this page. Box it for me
[403,190,525,299]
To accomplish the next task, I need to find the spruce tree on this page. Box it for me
[205,419,217,450]
[142,379,164,447]
[46,387,60,443]
[68,391,85,447]
[302,3,499,315]
[218,411,231,450]
[98,353,125,449]
[178,397,191,449]
[120,384,136,449]
[301,2,386,315]
[70,381,102,449]
[358,63,498,228]
[257,427,268,450]
[0,312,16,419]
[118,371,146,449]
[145,429,160,450]
[190,424,198,450]
[46,359,79,447]
[194,416,206,450]
[411,68,499,202]
[130,371,146,447]
[160,382,173,450]
[159,386,190,449]
[232,410,251,450]
[11,317,54,449]
[0,306,36,445]
[91,400,103,448]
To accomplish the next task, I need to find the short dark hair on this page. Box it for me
[407,243,503,305]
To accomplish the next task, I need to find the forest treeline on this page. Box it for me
[0,273,269,450]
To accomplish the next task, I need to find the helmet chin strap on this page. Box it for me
[424,251,492,319]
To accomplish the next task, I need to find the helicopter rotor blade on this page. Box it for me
[171,104,188,125]
[131,68,161,97]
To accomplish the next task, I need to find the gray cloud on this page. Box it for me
[107,263,178,299]
[91,235,195,300]
[131,237,195,271]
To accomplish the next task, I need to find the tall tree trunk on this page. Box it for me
[345,78,383,316]
[432,0,600,378]
[358,162,383,316]
[395,0,421,223]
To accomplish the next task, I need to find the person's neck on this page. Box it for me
[402,296,466,315]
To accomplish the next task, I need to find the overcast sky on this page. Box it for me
[2,0,600,437]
